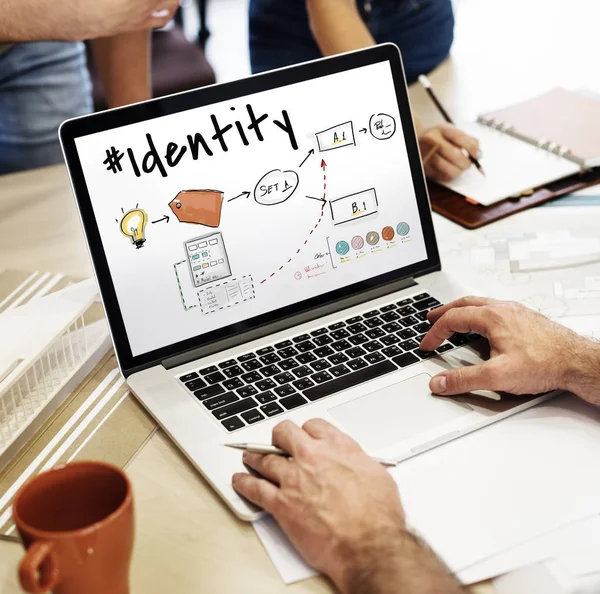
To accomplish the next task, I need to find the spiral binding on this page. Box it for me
[476,115,573,160]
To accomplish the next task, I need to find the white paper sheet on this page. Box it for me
[458,515,600,584]
[254,395,600,584]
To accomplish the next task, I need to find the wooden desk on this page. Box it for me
[0,0,597,591]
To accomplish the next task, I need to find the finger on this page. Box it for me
[429,155,463,181]
[437,140,471,171]
[429,359,504,395]
[440,124,480,158]
[302,418,345,440]
[272,420,313,458]
[242,452,292,484]
[232,473,280,512]
[420,306,491,351]
[427,296,501,323]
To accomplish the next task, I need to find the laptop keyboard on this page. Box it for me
[177,292,479,432]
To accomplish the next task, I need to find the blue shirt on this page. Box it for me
[249,0,455,83]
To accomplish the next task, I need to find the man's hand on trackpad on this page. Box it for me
[420,296,600,405]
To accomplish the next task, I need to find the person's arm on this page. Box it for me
[421,296,600,405]
[0,0,178,42]
[91,31,151,108]
[232,419,463,594]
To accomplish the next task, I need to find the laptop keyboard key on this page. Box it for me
[200,366,218,376]
[193,385,225,400]
[293,334,311,343]
[436,343,454,353]
[274,372,295,385]
[347,322,368,334]
[399,339,419,351]
[184,378,207,392]
[275,340,292,349]
[398,306,417,316]
[329,322,345,330]
[241,409,264,424]
[311,371,333,384]
[222,416,245,432]
[293,378,315,390]
[448,333,469,346]
[280,358,300,370]
[279,347,299,359]
[238,353,256,362]
[347,357,368,371]
[256,379,276,391]
[237,385,258,398]
[204,392,239,411]
[347,315,363,324]
[296,340,316,353]
[381,334,400,346]
[260,353,281,365]
[205,371,226,384]
[310,359,331,371]
[382,322,401,334]
[213,397,259,420]
[331,329,350,340]
[414,310,430,322]
[391,352,420,367]
[329,353,349,365]
[310,328,328,337]
[280,394,308,410]
[365,328,385,339]
[331,339,352,352]
[257,346,274,355]
[399,316,418,328]
[180,372,199,383]
[256,391,277,404]
[219,359,237,369]
[413,293,430,301]
[241,371,262,383]
[363,340,383,353]
[261,402,284,417]
[398,328,417,340]
[315,346,334,358]
[347,346,366,358]
[414,297,441,311]
[241,359,261,372]
[380,304,396,312]
[223,365,244,378]
[348,333,368,345]
[363,310,380,318]
[261,364,281,377]
[365,352,385,364]
[297,352,317,364]
[381,311,400,322]
[274,385,296,397]
[304,360,396,401]
[330,364,351,378]
[382,345,402,358]
[396,298,414,306]
[223,378,244,391]
[364,318,383,328]
[415,349,436,359]
[292,365,312,378]
[313,335,334,346]
[414,322,432,334]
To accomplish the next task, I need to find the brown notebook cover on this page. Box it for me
[429,168,600,230]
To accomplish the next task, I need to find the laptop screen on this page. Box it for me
[67,48,437,368]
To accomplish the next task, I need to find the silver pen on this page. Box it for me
[225,443,398,467]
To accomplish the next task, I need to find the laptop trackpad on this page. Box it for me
[328,374,473,451]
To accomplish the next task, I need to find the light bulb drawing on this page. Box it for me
[117,206,148,249]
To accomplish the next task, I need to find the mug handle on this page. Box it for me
[19,541,60,593]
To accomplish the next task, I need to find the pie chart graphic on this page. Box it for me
[351,235,364,250]
[397,222,410,236]
[366,231,380,246]
[382,226,395,241]
[336,240,350,256]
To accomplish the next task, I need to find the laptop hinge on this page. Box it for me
[161,276,419,371]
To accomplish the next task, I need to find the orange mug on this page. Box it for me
[12,461,134,594]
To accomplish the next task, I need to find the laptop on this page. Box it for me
[60,45,555,520]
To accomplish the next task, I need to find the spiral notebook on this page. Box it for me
[437,88,600,207]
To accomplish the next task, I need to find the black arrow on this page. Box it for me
[151,215,170,224]
[359,128,367,134]
[305,195,326,205]
[299,148,315,168]
[227,191,251,202]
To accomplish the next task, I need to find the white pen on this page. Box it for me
[225,442,398,467]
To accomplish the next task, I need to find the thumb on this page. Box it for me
[430,362,499,396]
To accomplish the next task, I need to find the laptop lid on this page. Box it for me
[60,44,440,377]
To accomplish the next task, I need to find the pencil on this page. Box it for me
[225,443,398,467]
[418,74,486,177]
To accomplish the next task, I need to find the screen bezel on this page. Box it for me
[60,44,441,376]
